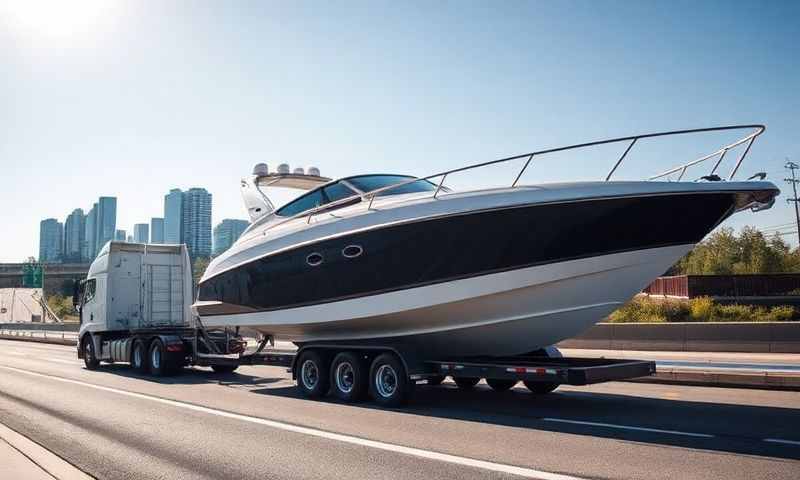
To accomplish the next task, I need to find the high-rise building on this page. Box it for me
[83,204,97,260]
[115,230,126,241]
[213,219,249,256]
[182,188,212,258]
[150,217,165,244]
[164,189,183,244]
[39,218,63,263]
[133,223,149,243]
[95,196,117,255]
[126,234,134,243]
[63,208,85,263]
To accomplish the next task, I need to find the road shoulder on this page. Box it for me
[0,421,93,480]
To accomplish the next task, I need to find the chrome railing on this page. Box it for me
[262,125,765,230]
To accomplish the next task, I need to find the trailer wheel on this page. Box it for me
[131,339,149,373]
[296,350,330,398]
[523,381,559,394]
[486,379,517,392]
[426,375,446,386]
[369,353,412,407]
[211,365,238,374]
[330,351,368,402]
[81,335,100,370]
[453,377,480,390]
[148,339,174,377]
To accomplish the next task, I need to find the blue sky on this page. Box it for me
[1,1,798,262]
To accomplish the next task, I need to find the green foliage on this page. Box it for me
[607,296,797,323]
[46,294,77,321]
[670,227,800,275]
[192,257,211,286]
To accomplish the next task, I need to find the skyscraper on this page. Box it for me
[213,219,249,256]
[95,196,117,255]
[84,204,97,261]
[115,230,126,241]
[133,223,149,243]
[150,217,165,244]
[63,208,85,263]
[182,188,212,258]
[164,189,183,244]
[39,218,63,263]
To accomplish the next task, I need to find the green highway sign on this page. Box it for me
[22,264,43,288]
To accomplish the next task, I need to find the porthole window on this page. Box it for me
[306,252,324,266]
[342,245,363,258]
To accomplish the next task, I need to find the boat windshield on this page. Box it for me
[347,175,436,197]
[275,181,360,217]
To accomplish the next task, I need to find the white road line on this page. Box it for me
[542,418,714,438]
[763,438,800,446]
[0,365,585,480]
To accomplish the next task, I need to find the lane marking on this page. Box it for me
[0,365,585,480]
[542,418,714,438]
[764,438,800,446]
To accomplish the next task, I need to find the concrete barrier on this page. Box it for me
[558,322,800,353]
[0,322,80,332]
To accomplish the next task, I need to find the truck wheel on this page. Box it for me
[149,339,176,376]
[82,335,100,370]
[131,339,149,373]
[296,350,330,398]
[523,381,559,394]
[369,353,412,407]
[330,351,367,402]
[487,379,517,392]
[453,377,480,390]
[211,365,238,374]
[427,375,446,386]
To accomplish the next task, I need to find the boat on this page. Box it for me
[195,125,779,357]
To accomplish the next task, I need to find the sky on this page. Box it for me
[1,1,798,262]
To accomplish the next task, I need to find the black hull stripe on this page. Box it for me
[198,193,737,315]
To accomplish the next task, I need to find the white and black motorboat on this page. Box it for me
[195,125,778,357]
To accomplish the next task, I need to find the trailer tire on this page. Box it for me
[81,335,100,370]
[426,375,446,386]
[211,365,238,374]
[330,351,368,402]
[369,353,412,407]
[296,350,330,398]
[486,379,517,392]
[131,339,149,373]
[523,381,559,394]
[148,339,174,377]
[453,377,480,390]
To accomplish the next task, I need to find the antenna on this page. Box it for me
[784,158,800,246]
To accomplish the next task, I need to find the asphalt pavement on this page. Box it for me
[0,339,798,480]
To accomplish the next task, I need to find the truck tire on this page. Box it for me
[453,377,480,390]
[486,379,517,392]
[131,339,149,373]
[369,353,413,407]
[81,335,100,370]
[523,381,559,394]
[211,365,238,374]
[149,339,176,376]
[296,350,330,398]
[330,351,368,402]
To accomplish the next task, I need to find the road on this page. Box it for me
[0,339,798,480]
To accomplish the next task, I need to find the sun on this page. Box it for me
[0,0,120,40]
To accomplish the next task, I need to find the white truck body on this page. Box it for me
[79,242,193,337]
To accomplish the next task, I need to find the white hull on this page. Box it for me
[202,244,693,357]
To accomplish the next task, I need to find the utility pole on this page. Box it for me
[784,159,800,247]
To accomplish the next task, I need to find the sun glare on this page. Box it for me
[1,0,120,41]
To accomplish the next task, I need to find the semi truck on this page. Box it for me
[75,241,655,406]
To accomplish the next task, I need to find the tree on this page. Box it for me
[192,257,211,286]
[670,227,800,275]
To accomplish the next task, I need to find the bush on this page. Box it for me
[607,296,797,323]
